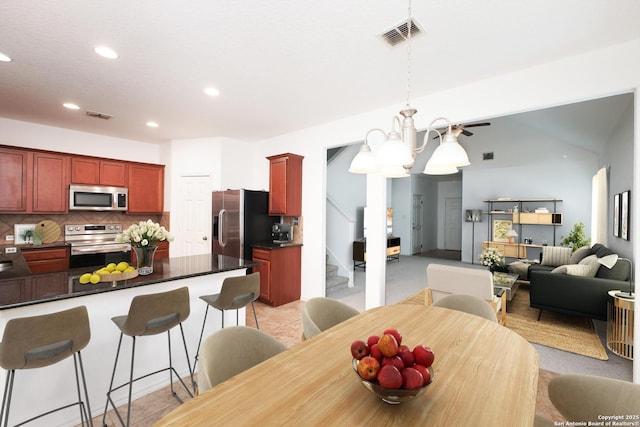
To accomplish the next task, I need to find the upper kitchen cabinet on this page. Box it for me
[0,146,29,212]
[71,156,127,187]
[267,153,304,216]
[127,163,165,213]
[32,152,69,213]
[0,147,69,214]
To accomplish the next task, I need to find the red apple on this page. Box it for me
[381,355,404,371]
[370,343,382,361]
[401,367,424,390]
[398,347,415,368]
[357,356,381,381]
[413,345,435,368]
[377,365,402,389]
[350,340,369,360]
[413,364,431,384]
[378,334,399,358]
[383,328,402,345]
[367,335,380,348]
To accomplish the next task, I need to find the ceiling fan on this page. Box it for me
[432,122,491,139]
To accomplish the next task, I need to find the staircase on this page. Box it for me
[326,262,349,295]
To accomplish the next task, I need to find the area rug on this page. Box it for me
[398,287,608,360]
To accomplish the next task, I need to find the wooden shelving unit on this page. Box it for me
[483,198,562,259]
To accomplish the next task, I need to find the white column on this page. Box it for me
[365,173,387,309]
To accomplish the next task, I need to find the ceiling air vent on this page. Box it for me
[380,19,422,47]
[483,152,494,160]
[86,110,112,120]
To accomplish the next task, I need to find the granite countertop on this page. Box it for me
[0,253,258,310]
[251,241,304,249]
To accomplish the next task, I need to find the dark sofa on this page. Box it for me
[528,244,631,321]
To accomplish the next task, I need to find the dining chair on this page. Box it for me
[194,272,261,369]
[301,297,360,340]
[0,306,93,427]
[102,286,194,427]
[432,293,498,322]
[197,326,286,393]
[426,263,506,325]
[548,374,640,422]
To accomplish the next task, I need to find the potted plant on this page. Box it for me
[560,222,590,252]
[478,247,507,272]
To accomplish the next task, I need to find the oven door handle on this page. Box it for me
[71,244,131,255]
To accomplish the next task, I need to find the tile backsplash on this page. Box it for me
[1,212,169,244]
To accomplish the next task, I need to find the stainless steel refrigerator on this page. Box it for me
[212,189,278,260]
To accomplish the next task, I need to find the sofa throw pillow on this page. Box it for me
[541,246,572,267]
[569,246,592,264]
[551,265,568,274]
[566,263,600,277]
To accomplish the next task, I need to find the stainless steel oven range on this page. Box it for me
[65,223,131,269]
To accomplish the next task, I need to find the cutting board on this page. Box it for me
[36,220,61,244]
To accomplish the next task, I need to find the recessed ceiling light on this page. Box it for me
[0,52,11,62]
[204,87,220,97]
[94,46,118,59]
[146,121,159,128]
[63,103,80,110]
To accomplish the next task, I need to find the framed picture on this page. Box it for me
[613,193,620,237]
[14,223,37,244]
[621,190,630,240]
[493,219,512,242]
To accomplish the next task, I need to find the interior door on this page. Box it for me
[412,194,423,255]
[174,175,212,257]
[444,197,462,251]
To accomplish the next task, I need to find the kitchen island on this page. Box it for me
[0,253,257,427]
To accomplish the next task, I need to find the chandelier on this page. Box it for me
[349,0,470,178]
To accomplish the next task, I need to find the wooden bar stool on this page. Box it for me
[194,272,260,370]
[0,306,92,427]
[102,287,194,427]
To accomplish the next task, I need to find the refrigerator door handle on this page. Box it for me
[218,209,226,247]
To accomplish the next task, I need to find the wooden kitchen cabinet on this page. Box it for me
[267,153,303,216]
[253,246,301,307]
[32,152,69,213]
[29,272,67,300]
[21,246,70,273]
[71,156,127,186]
[0,146,29,212]
[0,278,28,305]
[127,163,165,213]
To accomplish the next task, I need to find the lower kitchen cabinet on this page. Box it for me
[253,246,301,307]
[0,273,67,305]
[21,246,70,273]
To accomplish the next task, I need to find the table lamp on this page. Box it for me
[506,229,518,244]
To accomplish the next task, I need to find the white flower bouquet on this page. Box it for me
[116,219,174,248]
[478,247,505,269]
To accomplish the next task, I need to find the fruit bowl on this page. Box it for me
[352,359,434,404]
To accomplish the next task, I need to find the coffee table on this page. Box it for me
[493,271,520,302]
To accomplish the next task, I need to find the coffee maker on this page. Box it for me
[272,223,292,243]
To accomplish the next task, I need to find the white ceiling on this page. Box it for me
[1,1,639,144]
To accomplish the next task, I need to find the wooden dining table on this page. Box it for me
[155,304,539,426]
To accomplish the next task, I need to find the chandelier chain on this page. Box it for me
[405,0,412,109]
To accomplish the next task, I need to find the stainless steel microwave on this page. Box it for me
[69,185,128,211]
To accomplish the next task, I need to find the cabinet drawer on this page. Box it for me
[386,246,400,256]
[22,247,68,261]
[253,248,271,261]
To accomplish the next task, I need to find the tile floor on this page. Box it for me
[90,298,565,426]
